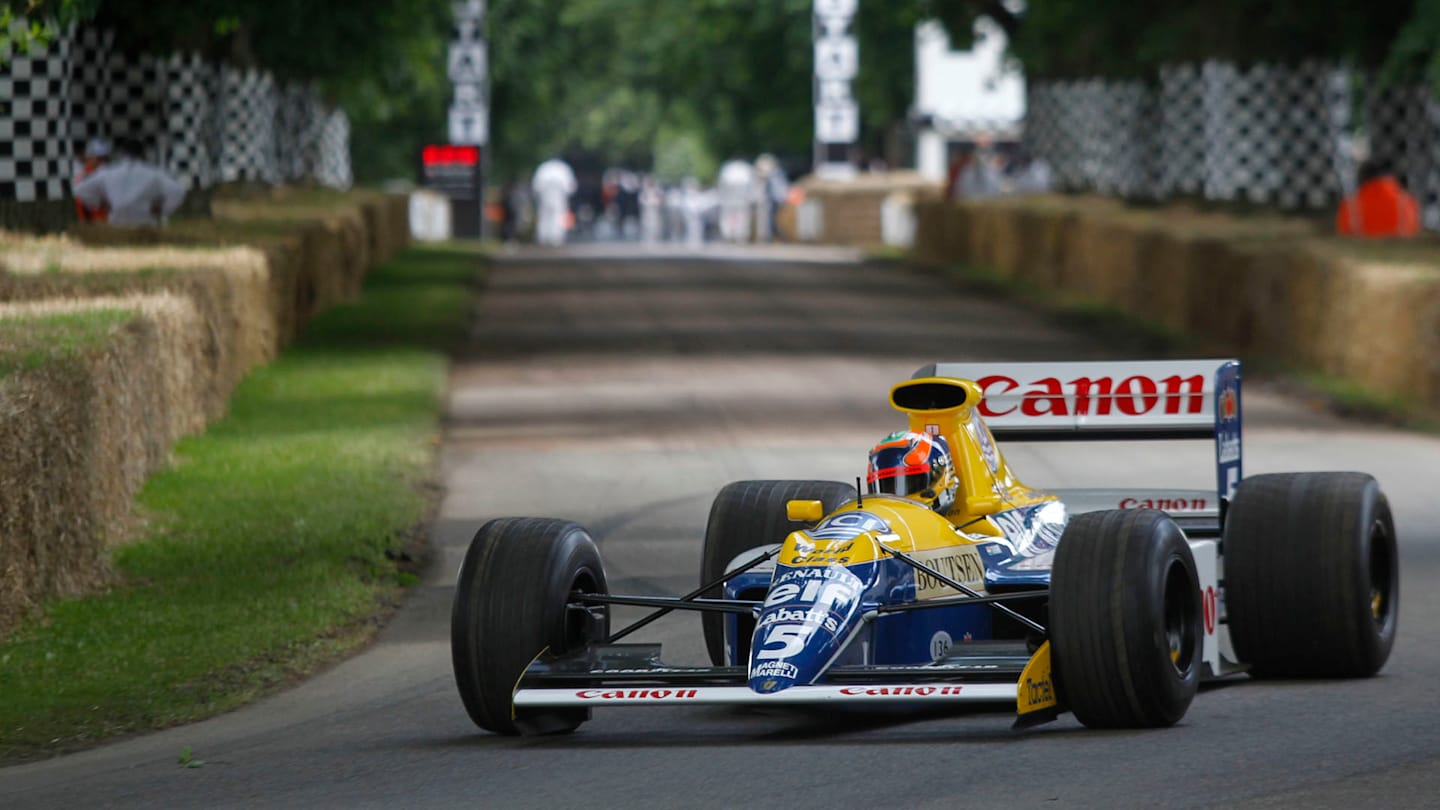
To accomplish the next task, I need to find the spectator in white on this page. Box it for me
[716,158,755,243]
[532,157,577,246]
[680,177,710,248]
[72,138,186,226]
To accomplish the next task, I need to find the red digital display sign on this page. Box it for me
[422,144,480,167]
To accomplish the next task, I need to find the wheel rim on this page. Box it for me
[562,569,605,652]
[1368,518,1397,634]
[1162,559,1197,675]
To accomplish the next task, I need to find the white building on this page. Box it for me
[913,16,1025,182]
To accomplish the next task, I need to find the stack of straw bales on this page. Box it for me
[0,192,409,633]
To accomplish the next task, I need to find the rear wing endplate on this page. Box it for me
[913,359,1243,502]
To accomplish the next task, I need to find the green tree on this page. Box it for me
[1,0,99,62]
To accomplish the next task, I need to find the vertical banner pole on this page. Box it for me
[446,0,489,238]
[813,0,859,180]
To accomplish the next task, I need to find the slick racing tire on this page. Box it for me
[700,479,854,666]
[1050,509,1203,728]
[451,518,609,735]
[1224,472,1398,678]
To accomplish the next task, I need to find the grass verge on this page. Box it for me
[0,242,481,762]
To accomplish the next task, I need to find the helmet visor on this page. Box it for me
[867,464,931,497]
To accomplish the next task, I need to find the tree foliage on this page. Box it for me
[1009,0,1420,79]
[1,0,99,61]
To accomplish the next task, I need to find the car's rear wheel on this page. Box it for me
[1224,472,1398,678]
[451,517,609,735]
[1050,509,1202,728]
[700,479,855,665]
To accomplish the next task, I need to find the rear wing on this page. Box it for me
[912,359,1242,502]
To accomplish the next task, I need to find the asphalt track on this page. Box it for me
[6,245,1440,809]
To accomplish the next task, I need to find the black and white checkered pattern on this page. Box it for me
[1027,61,1365,213]
[316,109,352,190]
[1158,65,1206,197]
[0,33,72,202]
[1366,82,1440,230]
[2,23,353,205]
[1024,81,1088,190]
[219,66,279,183]
[163,53,217,190]
[68,24,113,158]
[106,50,164,162]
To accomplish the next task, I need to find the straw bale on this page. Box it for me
[0,190,408,630]
[0,367,105,631]
[0,294,208,441]
[0,246,273,422]
[0,303,181,634]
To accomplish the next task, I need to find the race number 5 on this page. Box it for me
[756,625,809,659]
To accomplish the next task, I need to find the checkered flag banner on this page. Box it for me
[2,21,354,207]
[1,26,72,203]
[316,109,353,191]
[219,66,280,184]
[1025,59,1440,229]
[163,53,217,190]
[68,24,112,160]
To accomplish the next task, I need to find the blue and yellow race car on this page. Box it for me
[450,359,1399,735]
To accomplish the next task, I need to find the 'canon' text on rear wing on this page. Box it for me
[912,359,1243,502]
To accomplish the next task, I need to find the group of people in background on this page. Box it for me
[512,154,790,247]
[944,138,1052,201]
[70,136,187,227]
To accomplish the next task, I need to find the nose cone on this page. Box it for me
[749,562,870,693]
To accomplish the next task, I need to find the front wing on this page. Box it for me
[512,640,1058,725]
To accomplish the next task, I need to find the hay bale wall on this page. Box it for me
[912,196,1440,410]
[0,192,409,633]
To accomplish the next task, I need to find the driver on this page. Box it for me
[865,430,959,514]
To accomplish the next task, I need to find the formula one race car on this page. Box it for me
[450,359,1399,735]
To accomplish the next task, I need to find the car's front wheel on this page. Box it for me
[451,517,609,735]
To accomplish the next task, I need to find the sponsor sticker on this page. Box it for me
[911,545,986,600]
[1219,388,1238,421]
[751,661,799,680]
[1118,496,1210,512]
[575,689,700,701]
[806,511,888,541]
[756,606,840,634]
[838,685,963,697]
[967,411,1001,474]
[784,539,858,567]
[977,373,1208,419]
[1017,641,1057,716]
[1216,435,1241,464]
[929,631,953,662]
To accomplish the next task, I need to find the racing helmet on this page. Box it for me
[866,430,958,514]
